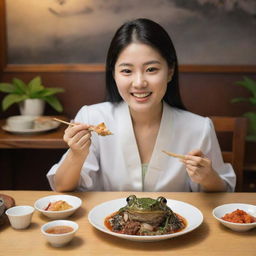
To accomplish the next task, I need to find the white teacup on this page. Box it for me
[7,115,35,130]
[6,205,35,229]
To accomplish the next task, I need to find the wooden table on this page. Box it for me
[0,191,255,256]
[0,117,68,148]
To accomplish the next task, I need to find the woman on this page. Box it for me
[47,18,235,192]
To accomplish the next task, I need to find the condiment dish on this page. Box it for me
[41,220,78,247]
[34,195,82,219]
[212,203,256,232]
[5,205,34,229]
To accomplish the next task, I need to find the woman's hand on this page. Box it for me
[181,149,226,191]
[63,122,91,157]
[54,122,92,192]
[182,149,212,184]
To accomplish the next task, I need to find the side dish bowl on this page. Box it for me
[34,195,82,220]
[41,220,78,247]
[212,203,256,232]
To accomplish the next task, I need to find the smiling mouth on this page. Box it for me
[131,92,152,98]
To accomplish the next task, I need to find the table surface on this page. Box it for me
[0,191,255,256]
[0,117,68,148]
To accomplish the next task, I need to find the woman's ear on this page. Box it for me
[167,68,174,82]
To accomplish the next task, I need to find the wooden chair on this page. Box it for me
[210,116,248,192]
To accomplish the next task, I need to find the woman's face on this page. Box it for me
[114,42,173,114]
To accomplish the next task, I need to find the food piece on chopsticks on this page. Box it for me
[88,122,113,136]
[45,200,72,211]
[52,118,113,136]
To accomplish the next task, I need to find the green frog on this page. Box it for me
[117,195,183,231]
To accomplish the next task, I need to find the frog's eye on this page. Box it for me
[157,197,167,206]
[126,195,136,206]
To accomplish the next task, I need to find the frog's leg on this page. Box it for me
[164,212,183,231]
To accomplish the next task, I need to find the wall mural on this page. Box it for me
[6,0,256,65]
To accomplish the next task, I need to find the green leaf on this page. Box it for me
[243,112,256,137]
[2,94,28,111]
[28,76,44,96]
[43,95,63,112]
[231,97,249,103]
[235,76,256,97]
[12,78,28,94]
[249,97,256,105]
[33,88,64,98]
[0,83,16,93]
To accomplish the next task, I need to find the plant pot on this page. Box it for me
[19,99,45,116]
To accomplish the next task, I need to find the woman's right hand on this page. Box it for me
[63,122,92,157]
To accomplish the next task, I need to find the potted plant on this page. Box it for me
[231,76,256,141]
[0,76,64,116]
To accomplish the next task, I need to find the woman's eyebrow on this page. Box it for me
[143,60,161,65]
[118,63,133,67]
[118,60,161,67]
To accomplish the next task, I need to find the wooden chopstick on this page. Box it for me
[162,150,185,160]
[52,117,76,127]
[53,117,99,131]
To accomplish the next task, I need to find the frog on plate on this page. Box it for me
[105,195,186,236]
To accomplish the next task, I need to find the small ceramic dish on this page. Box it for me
[5,205,35,229]
[212,203,256,232]
[34,195,82,220]
[41,220,78,247]
[6,115,35,130]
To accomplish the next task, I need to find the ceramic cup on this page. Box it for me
[7,115,35,130]
[6,205,35,229]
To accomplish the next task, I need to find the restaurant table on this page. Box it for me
[0,191,255,256]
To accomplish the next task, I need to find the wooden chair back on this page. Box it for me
[210,116,247,192]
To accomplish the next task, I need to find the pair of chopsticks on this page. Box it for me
[53,118,76,127]
[52,117,97,132]
[162,150,185,160]
[52,117,112,136]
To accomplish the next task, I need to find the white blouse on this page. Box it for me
[47,101,236,192]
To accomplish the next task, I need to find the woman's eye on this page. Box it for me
[146,67,158,72]
[120,69,132,74]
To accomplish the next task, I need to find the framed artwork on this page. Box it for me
[1,0,256,72]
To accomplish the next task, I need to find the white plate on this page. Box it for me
[88,198,203,242]
[2,120,60,134]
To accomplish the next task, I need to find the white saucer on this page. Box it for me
[2,120,60,134]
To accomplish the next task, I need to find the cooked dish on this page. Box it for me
[104,195,186,236]
[222,209,256,223]
[44,200,72,211]
[46,225,74,234]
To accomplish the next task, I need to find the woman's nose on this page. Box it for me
[132,73,147,88]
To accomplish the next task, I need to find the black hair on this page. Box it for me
[105,18,186,110]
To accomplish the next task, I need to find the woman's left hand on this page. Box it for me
[181,149,227,191]
[181,149,213,185]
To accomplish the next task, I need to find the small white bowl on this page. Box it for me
[34,195,82,220]
[212,203,256,232]
[41,220,78,247]
[6,205,35,229]
[7,115,35,130]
